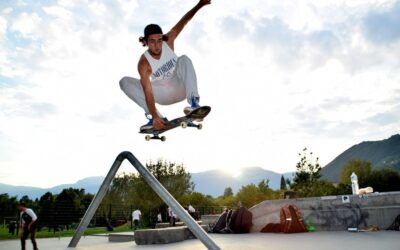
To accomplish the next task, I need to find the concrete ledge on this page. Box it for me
[250,191,400,232]
[108,232,134,242]
[155,221,202,228]
[134,225,208,245]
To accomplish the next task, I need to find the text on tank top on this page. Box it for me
[144,42,178,81]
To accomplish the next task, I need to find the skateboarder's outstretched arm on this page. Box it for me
[166,0,211,50]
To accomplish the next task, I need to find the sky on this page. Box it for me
[1,0,399,188]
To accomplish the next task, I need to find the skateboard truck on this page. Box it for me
[145,134,166,141]
[180,121,203,129]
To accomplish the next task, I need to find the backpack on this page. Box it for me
[386,214,400,231]
[211,209,232,233]
[280,204,307,233]
[228,207,253,234]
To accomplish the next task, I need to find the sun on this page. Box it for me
[220,168,242,178]
[232,171,242,178]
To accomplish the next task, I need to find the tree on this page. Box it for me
[38,192,55,229]
[215,187,237,208]
[280,175,286,190]
[258,179,269,190]
[340,159,372,187]
[179,192,216,210]
[236,184,262,208]
[0,193,18,222]
[102,159,194,227]
[365,168,400,192]
[236,179,277,208]
[223,187,233,197]
[53,188,89,228]
[19,195,34,208]
[291,148,322,197]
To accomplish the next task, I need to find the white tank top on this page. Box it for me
[144,42,178,81]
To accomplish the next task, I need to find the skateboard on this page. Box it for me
[139,106,211,141]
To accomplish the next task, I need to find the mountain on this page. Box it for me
[191,167,294,197]
[0,176,104,199]
[0,169,293,199]
[321,134,400,182]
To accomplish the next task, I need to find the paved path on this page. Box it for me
[1,231,399,250]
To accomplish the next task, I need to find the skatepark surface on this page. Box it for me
[1,231,399,250]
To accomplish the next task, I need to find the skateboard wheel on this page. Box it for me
[161,136,166,142]
[145,135,151,141]
[181,122,187,128]
[197,124,203,130]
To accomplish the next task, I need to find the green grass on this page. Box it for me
[0,223,133,241]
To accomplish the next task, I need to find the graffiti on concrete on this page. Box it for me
[306,203,370,230]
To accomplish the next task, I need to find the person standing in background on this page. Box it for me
[132,208,142,231]
[18,203,39,250]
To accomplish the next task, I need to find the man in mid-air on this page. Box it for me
[120,0,211,130]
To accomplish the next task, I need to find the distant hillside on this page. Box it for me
[0,168,294,199]
[192,167,294,197]
[0,176,104,199]
[321,134,400,182]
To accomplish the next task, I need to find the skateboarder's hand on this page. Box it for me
[199,0,211,7]
[153,117,166,130]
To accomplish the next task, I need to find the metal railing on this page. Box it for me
[68,151,220,250]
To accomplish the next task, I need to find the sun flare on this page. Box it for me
[232,171,242,178]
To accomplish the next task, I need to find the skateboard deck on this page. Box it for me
[139,106,211,141]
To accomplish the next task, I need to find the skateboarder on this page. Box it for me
[18,203,39,250]
[119,0,211,130]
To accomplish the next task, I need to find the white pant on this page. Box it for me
[119,55,199,117]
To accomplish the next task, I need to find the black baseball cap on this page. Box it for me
[144,24,163,39]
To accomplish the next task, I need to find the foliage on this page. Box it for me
[365,167,400,192]
[101,159,194,226]
[0,193,18,221]
[340,159,373,186]
[280,175,286,190]
[223,187,233,197]
[291,148,324,197]
[339,160,400,192]
[38,192,54,229]
[293,148,321,185]
[235,179,278,208]
[53,188,93,229]
[179,192,216,209]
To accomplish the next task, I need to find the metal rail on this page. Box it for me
[68,151,220,250]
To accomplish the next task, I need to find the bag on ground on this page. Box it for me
[228,206,253,234]
[386,214,400,231]
[211,209,232,233]
[280,204,307,233]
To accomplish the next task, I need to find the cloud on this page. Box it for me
[367,104,400,126]
[89,105,131,123]
[362,1,400,44]
[220,14,249,38]
[10,12,43,39]
[1,91,57,118]
[218,14,340,69]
